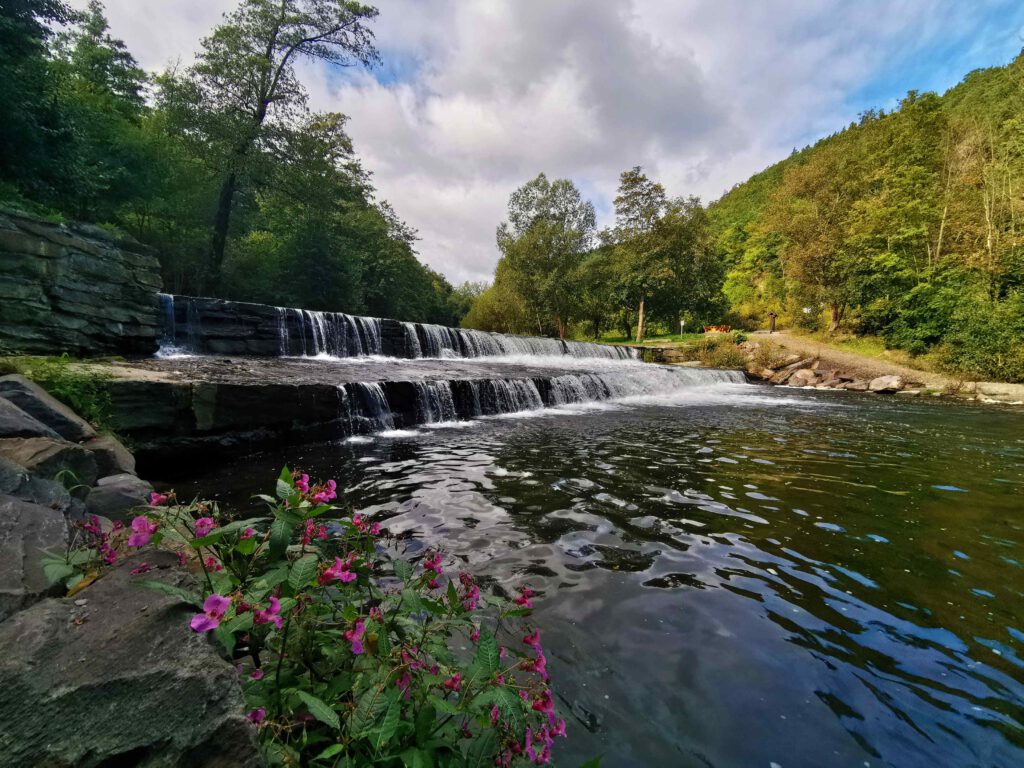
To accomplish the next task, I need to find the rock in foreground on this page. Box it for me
[0,551,261,767]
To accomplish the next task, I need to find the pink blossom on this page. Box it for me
[127,515,157,547]
[311,479,337,504]
[194,517,216,538]
[148,492,169,506]
[514,585,536,608]
[344,618,366,654]
[190,594,230,633]
[490,704,500,725]
[523,629,541,648]
[204,555,223,572]
[253,596,283,629]
[470,626,480,643]
[129,562,152,575]
[294,473,310,494]
[176,551,187,567]
[302,519,327,545]
[250,669,264,680]
[241,527,255,540]
[246,708,266,724]
[423,551,443,574]
[319,553,357,585]
[443,672,462,692]
[369,606,384,621]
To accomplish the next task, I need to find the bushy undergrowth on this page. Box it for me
[941,292,1024,383]
[46,469,571,767]
[687,335,748,368]
[0,354,112,428]
[750,341,791,370]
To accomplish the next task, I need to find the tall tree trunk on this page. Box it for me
[828,302,844,333]
[635,296,646,343]
[207,170,238,293]
[556,315,567,340]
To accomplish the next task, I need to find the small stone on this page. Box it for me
[868,375,904,393]
[74,599,87,606]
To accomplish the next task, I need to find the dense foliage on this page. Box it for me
[0,0,470,325]
[47,469,569,766]
[465,170,726,342]
[709,54,1024,381]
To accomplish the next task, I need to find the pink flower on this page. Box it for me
[443,672,462,692]
[470,627,481,643]
[176,551,187,567]
[190,594,230,633]
[344,619,366,655]
[294,473,310,494]
[204,555,223,572]
[253,596,283,629]
[423,551,443,574]
[148,492,169,506]
[523,629,541,648]
[319,554,357,585]
[241,527,255,540]
[127,515,157,547]
[194,517,216,538]
[302,519,327,545]
[250,669,264,680]
[246,707,266,724]
[129,562,152,575]
[514,585,536,608]
[369,606,384,621]
[490,704,501,725]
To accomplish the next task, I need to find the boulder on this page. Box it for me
[0,397,60,439]
[868,375,904,393]
[86,473,153,522]
[780,353,802,366]
[0,437,98,489]
[84,432,136,476]
[0,495,68,620]
[788,369,818,387]
[769,357,815,385]
[0,550,263,767]
[843,381,870,392]
[0,456,72,511]
[0,374,97,442]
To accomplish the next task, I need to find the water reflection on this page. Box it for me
[170,387,1024,767]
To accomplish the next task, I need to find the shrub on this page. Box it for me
[687,336,748,368]
[0,354,111,428]
[751,341,790,370]
[47,469,567,767]
[941,292,1024,383]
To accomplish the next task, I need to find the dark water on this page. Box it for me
[170,384,1024,768]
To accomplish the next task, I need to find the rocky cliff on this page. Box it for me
[0,209,162,357]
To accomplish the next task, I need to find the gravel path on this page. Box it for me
[753,331,953,389]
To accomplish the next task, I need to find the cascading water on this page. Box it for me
[278,308,383,357]
[350,382,395,431]
[404,322,637,361]
[412,381,458,423]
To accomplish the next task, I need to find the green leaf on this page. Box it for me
[401,747,435,768]
[133,579,203,608]
[369,689,402,750]
[349,685,389,736]
[296,690,341,731]
[289,553,319,591]
[473,627,500,676]
[427,696,461,715]
[276,478,293,500]
[222,611,253,634]
[313,743,345,762]
[235,537,256,556]
[446,580,461,612]
[269,518,292,560]
[393,559,412,582]
[42,559,75,585]
[463,730,498,768]
[414,705,436,744]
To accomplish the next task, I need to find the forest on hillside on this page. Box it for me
[464,52,1024,382]
[0,0,475,325]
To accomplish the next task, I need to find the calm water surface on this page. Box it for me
[172,384,1024,768]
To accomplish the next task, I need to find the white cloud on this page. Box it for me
[73,0,1024,284]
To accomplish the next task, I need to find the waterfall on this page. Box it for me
[402,322,636,361]
[277,309,383,358]
[413,381,458,423]
[350,382,395,430]
[402,322,422,358]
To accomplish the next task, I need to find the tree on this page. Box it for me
[172,0,380,291]
[610,167,672,341]
[495,173,596,338]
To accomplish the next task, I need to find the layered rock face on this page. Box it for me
[0,209,162,356]
[0,374,262,766]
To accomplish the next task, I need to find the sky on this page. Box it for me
[72,1,1024,285]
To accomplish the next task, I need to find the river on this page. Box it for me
[169,378,1024,767]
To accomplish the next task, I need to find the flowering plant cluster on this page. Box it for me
[69,468,569,766]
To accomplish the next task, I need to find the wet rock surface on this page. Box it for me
[0,374,97,441]
[0,494,67,621]
[0,436,99,489]
[0,551,261,767]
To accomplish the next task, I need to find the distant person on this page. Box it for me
[768,311,778,334]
